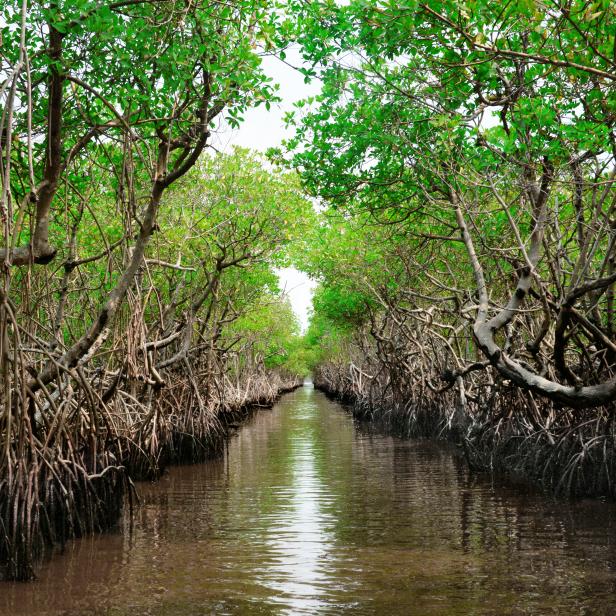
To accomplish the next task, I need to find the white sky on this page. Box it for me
[214,48,320,332]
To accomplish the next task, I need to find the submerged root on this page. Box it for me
[0,447,126,581]
[0,363,301,580]
[314,360,616,500]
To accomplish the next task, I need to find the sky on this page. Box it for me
[214,48,320,332]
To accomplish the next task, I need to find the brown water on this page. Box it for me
[2,384,616,615]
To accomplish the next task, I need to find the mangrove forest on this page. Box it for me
[2,0,616,612]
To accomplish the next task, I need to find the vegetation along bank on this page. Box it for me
[284,0,616,503]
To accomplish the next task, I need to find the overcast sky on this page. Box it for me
[214,48,320,332]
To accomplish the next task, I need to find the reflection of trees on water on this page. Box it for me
[2,389,616,614]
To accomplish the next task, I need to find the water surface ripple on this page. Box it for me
[2,384,616,614]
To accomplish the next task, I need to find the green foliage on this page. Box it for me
[282,0,616,207]
[284,0,616,404]
[227,295,311,375]
[4,0,283,207]
[311,284,368,330]
[158,148,313,272]
[301,299,353,371]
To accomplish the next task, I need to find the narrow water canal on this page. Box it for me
[2,384,616,615]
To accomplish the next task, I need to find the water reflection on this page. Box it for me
[1,384,616,615]
[265,392,335,613]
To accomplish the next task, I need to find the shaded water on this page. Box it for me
[2,384,616,615]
